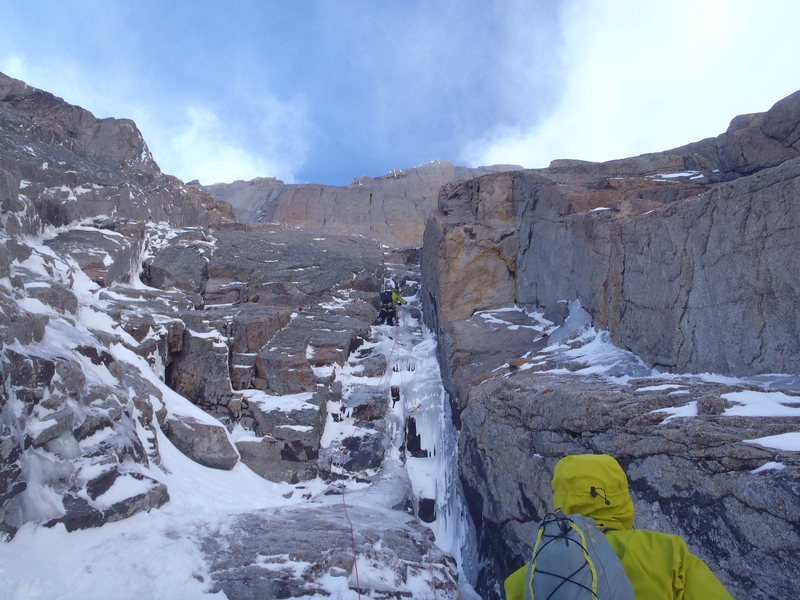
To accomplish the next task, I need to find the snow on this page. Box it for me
[93,473,155,506]
[254,553,312,577]
[650,401,698,423]
[637,384,686,392]
[0,518,224,600]
[542,325,654,380]
[406,456,438,498]
[3,410,308,599]
[276,424,314,433]
[241,390,317,412]
[312,364,336,378]
[475,305,554,334]
[229,423,262,443]
[532,300,800,393]
[752,461,787,473]
[744,433,800,452]
[648,171,702,180]
[24,416,59,438]
[722,390,800,417]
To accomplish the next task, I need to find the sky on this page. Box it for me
[1,0,799,186]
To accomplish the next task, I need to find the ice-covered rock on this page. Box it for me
[202,504,459,600]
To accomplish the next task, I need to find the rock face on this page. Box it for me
[424,90,800,376]
[0,72,464,599]
[140,225,386,483]
[0,70,237,537]
[4,69,800,600]
[0,72,388,536]
[422,90,800,599]
[201,160,523,248]
[422,304,800,599]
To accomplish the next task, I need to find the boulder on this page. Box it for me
[24,282,78,315]
[254,311,371,395]
[47,472,169,532]
[244,389,325,461]
[163,414,239,470]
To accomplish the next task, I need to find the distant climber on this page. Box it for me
[374,288,407,326]
[504,454,733,600]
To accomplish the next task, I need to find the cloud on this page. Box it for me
[1,54,27,79]
[463,0,800,169]
[162,106,277,184]
[155,103,310,185]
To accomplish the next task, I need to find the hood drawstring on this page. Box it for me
[591,486,611,505]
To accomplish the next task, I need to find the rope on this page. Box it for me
[331,326,402,599]
[339,305,444,598]
[341,492,363,600]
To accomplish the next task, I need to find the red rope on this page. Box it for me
[333,332,401,599]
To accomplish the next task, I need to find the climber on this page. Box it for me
[374,287,407,326]
[504,454,734,600]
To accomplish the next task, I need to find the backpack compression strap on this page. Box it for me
[526,515,600,600]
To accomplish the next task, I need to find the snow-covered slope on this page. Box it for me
[0,229,475,597]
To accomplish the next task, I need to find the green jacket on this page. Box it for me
[504,454,733,600]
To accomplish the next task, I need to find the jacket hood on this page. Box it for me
[551,454,635,530]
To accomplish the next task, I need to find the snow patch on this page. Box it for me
[744,432,800,452]
[650,401,698,424]
[722,390,800,417]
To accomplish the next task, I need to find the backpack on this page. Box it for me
[523,511,634,600]
[379,290,394,305]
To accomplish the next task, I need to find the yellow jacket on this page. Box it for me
[391,289,407,305]
[504,454,733,600]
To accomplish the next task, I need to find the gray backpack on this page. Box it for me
[524,511,634,600]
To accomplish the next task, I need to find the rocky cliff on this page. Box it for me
[422,91,800,598]
[3,68,800,600]
[201,160,522,248]
[0,72,465,598]
[424,90,800,376]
